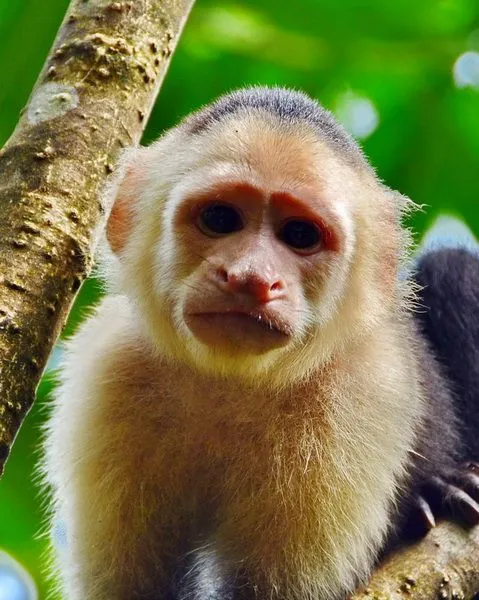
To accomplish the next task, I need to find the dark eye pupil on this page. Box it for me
[281,220,321,250]
[199,204,242,235]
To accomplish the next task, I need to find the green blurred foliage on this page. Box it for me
[0,0,478,596]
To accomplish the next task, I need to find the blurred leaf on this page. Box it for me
[0,376,57,600]
[61,277,103,339]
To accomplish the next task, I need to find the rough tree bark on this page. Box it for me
[350,523,479,599]
[1,2,478,599]
[0,0,195,475]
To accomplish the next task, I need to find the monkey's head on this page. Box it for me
[105,87,411,384]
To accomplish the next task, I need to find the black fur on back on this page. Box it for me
[414,247,479,460]
[184,87,367,168]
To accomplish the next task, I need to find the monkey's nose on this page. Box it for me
[214,268,285,303]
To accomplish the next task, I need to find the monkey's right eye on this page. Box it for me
[197,204,243,237]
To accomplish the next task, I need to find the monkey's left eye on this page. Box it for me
[197,204,243,236]
[279,219,322,253]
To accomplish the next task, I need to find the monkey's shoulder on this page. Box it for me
[55,295,177,417]
[47,296,188,479]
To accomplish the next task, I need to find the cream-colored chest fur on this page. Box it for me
[45,295,424,600]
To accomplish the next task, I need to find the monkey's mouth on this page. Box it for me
[185,310,292,353]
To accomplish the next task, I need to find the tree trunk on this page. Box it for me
[0,0,195,475]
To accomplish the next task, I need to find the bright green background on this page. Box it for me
[1,0,478,596]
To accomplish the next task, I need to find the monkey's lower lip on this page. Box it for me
[185,311,291,351]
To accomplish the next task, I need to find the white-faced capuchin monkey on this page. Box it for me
[43,87,479,600]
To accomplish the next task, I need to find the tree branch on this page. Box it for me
[350,523,479,599]
[0,0,195,475]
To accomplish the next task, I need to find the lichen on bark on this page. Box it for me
[0,0,195,474]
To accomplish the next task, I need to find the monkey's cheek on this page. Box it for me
[184,313,292,355]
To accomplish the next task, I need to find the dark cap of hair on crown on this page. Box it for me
[184,86,366,165]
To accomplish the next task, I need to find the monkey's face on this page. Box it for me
[109,113,403,381]
[175,180,342,356]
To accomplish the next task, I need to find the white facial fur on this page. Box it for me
[105,110,407,384]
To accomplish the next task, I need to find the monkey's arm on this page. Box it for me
[406,248,479,532]
[390,333,479,545]
[44,297,198,600]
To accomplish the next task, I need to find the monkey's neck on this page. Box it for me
[168,319,419,419]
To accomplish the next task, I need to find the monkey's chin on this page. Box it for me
[184,312,292,355]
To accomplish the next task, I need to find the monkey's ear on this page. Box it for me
[105,150,145,255]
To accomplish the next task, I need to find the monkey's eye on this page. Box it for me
[279,219,322,253]
[197,203,243,236]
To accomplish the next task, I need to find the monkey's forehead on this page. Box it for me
[183,87,367,168]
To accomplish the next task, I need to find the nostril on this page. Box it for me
[270,281,282,292]
[217,268,228,283]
